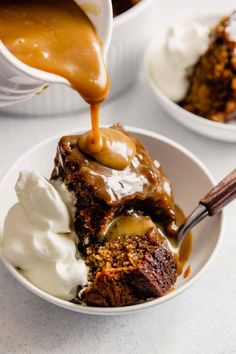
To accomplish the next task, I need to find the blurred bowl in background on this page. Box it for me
[144,0,236,142]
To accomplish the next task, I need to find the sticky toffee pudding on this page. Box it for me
[0,0,192,307]
[180,12,236,123]
[52,125,192,307]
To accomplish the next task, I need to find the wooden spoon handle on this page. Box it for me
[200,169,236,216]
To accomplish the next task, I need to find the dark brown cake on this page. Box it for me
[81,232,177,307]
[112,0,140,17]
[51,124,177,250]
[180,12,236,123]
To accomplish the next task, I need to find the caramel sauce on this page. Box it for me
[1,1,192,289]
[174,254,183,276]
[0,0,112,153]
[104,205,192,276]
[54,128,179,242]
[106,215,157,241]
[78,128,136,170]
[89,104,103,153]
[175,205,192,266]
[184,265,191,279]
[0,0,137,166]
[0,0,109,104]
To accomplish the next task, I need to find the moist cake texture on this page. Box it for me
[82,232,177,307]
[51,125,180,306]
[181,12,236,123]
[51,124,177,251]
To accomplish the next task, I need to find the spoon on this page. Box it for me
[178,169,236,244]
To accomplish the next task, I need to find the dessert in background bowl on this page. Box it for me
[0,0,157,116]
[180,12,236,123]
[112,0,141,16]
[145,11,236,142]
[0,126,223,315]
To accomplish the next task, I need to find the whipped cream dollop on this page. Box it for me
[2,171,88,300]
[149,22,210,102]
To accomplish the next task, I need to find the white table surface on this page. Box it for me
[0,74,236,354]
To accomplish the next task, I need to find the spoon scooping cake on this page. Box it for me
[51,124,178,250]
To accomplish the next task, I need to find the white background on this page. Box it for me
[0,72,236,354]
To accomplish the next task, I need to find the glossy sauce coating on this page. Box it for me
[175,205,192,274]
[106,215,157,241]
[104,205,192,275]
[52,126,179,250]
[184,265,191,278]
[55,134,160,204]
[0,0,138,164]
[78,128,136,170]
[54,129,176,218]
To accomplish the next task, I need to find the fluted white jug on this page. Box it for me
[0,0,112,107]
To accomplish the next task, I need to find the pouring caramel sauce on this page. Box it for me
[78,127,136,170]
[1,0,192,275]
[0,0,109,104]
[0,0,129,163]
[0,0,137,169]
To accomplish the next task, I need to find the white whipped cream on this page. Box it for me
[2,171,88,300]
[149,22,210,102]
[50,178,76,218]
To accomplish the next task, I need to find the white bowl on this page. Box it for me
[144,14,236,142]
[0,127,224,315]
[0,0,157,116]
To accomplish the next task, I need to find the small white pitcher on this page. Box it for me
[0,0,113,107]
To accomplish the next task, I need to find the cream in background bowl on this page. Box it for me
[144,12,236,142]
[0,127,224,315]
[0,0,157,116]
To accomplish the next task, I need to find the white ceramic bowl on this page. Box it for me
[143,0,236,142]
[0,0,157,116]
[145,40,236,143]
[0,127,224,315]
